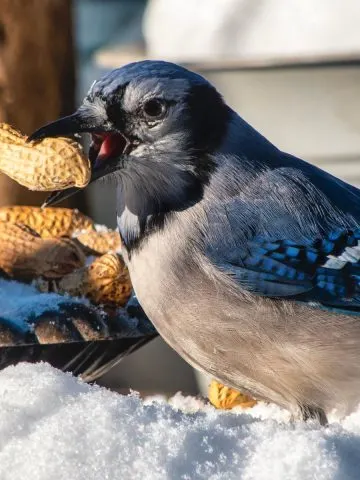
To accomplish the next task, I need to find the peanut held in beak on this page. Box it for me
[0,123,90,191]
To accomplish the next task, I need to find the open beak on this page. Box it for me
[28,106,130,207]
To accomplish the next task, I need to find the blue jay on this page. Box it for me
[29,60,360,423]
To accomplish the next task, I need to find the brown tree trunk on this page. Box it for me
[0,0,76,206]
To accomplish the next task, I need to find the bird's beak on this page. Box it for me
[28,106,104,141]
[29,107,128,207]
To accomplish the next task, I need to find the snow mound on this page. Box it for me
[1,363,360,480]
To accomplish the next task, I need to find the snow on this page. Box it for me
[0,279,90,332]
[0,278,155,342]
[1,363,360,480]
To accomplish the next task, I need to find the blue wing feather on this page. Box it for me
[223,229,360,309]
[205,150,360,314]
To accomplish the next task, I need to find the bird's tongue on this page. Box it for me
[95,133,126,167]
[96,135,119,165]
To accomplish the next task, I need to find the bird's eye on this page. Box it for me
[142,99,166,121]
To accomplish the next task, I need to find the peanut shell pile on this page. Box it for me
[0,205,130,307]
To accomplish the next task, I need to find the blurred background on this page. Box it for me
[1,0,360,396]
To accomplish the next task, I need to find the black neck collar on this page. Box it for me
[116,155,211,253]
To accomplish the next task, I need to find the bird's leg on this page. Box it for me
[298,404,328,426]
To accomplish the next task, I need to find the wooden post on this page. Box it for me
[0,0,76,206]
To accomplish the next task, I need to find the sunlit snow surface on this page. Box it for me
[0,363,360,479]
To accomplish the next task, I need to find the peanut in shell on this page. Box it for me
[53,253,132,306]
[0,222,86,280]
[76,229,121,255]
[0,206,94,238]
[0,123,90,191]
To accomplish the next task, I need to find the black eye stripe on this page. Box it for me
[106,103,125,130]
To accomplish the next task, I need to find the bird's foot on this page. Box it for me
[208,380,257,410]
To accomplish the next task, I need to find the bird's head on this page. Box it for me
[29,61,230,207]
